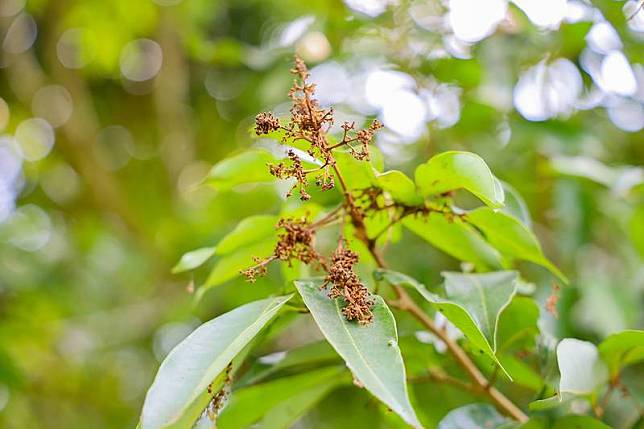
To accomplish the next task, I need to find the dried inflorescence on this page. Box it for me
[323,241,374,325]
[241,216,324,282]
[253,55,383,201]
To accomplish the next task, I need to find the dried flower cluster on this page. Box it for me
[323,241,374,325]
[254,55,382,201]
[241,216,323,282]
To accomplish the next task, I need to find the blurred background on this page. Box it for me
[0,0,642,427]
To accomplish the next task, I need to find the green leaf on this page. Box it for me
[496,296,540,354]
[204,239,277,288]
[374,269,516,378]
[374,170,422,206]
[498,355,542,391]
[140,295,293,429]
[294,279,423,429]
[333,150,379,190]
[557,338,608,397]
[206,149,276,189]
[402,214,503,271]
[172,247,217,274]
[466,207,568,283]
[598,329,644,379]
[500,181,532,228]
[216,215,278,255]
[218,366,347,429]
[437,403,511,429]
[442,271,518,352]
[415,151,505,208]
[552,415,611,429]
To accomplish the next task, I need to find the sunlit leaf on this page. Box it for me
[374,170,422,206]
[206,150,276,189]
[598,329,644,379]
[140,295,292,429]
[216,215,278,255]
[218,366,347,428]
[466,207,567,283]
[415,151,504,208]
[556,338,608,397]
[402,214,503,271]
[437,403,511,429]
[294,279,423,429]
[172,247,217,274]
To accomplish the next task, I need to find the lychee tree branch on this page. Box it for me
[331,159,529,423]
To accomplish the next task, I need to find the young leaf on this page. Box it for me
[598,329,644,379]
[402,214,503,271]
[218,366,348,429]
[437,404,511,429]
[414,151,505,208]
[373,170,423,206]
[206,149,276,190]
[556,338,608,397]
[294,279,423,429]
[216,215,278,255]
[466,207,568,283]
[374,269,516,378]
[172,247,217,274]
[139,295,292,429]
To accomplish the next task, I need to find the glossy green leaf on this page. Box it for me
[373,269,515,378]
[218,366,347,428]
[216,215,278,255]
[204,239,277,288]
[402,214,503,271]
[172,247,217,274]
[140,295,292,429]
[374,170,422,206]
[557,338,608,397]
[206,150,276,189]
[415,151,504,208]
[466,207,568,283]
[598,329,644,379]
[294,279,423,429]
[437,403,511,429]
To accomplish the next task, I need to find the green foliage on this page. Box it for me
[140,295,292,429]
[294,279,422,428]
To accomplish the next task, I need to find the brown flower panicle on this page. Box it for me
[241,216,323,282]
[323,241,374,325]
[253,55,383,201]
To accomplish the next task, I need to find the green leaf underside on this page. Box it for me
[402,214,503,271]
[437,403,511,429]
[216,214,278,255]
[374,269,515,379]
[374,170,423,206]
[218,366,348,428]
[207,149,276,189]
[496,296,540,354]
[466,207,568,283]
[172,247,217,274]
[598,329,644,378]
[415,151,504,208]
[140,295,292,429]
[294,279,423,429]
